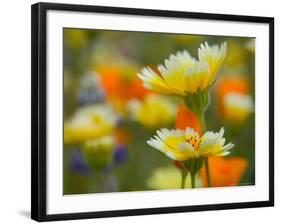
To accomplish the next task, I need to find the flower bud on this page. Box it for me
[82,136,114,170]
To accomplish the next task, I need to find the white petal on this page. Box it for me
[222,143,235,151]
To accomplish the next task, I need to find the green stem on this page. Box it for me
[191,172,196,188]
[197,111,212,187]
[197,111,206,132]
[205,158,212,187]
[184,94,213,188]
[181,171,187,189]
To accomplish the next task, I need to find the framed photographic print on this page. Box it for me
[31,2,274,222]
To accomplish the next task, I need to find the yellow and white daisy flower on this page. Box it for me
[64,104,117,144]
[223,93,254,123]
[198,42,227,86]
[138,42,227,96]
[128,94,176,129]
[147,127,234,161]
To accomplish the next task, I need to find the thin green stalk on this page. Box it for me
[197,111,212,188]
[205,158,212,187]
[181,171,187,189]
[191,172,196,188]
[197,111,206,132]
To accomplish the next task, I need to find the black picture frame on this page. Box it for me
[31,2,274,222]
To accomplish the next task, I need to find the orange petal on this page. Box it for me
[216,75,250,118]
[99,67,149,101]
[99,68,123,98]
[127,80,149,100]
[201,157,248,187]
[114,127,131,145]
[175,105,201,135]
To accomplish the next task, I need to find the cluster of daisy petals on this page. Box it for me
[138,42,227,96]
[138,42,234,166]
[147,127,234,161]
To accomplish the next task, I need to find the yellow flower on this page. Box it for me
[128,94,175,129]
[147,127,234,161]
[64,104,117,144]
[138,42,227,96]
[83,136,114,170]
[147,166,202,190]
[223,93,254,123]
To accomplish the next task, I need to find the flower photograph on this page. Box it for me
[63,28,255,194]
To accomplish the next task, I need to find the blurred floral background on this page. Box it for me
[63,28,255,194]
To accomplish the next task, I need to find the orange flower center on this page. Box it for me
[186,136,202,151]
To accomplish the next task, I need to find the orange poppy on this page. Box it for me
[175,105,201,135]
[98,66,149,101]
[201,157,248,187]
[216,75,250,118]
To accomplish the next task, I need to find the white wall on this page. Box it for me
[0,0,279,223]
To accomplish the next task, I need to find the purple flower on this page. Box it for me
[70,151,91,174]
[77,90,105,106]
[113,144,128,164]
